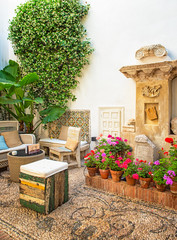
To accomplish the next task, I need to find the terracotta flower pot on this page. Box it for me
[87,167,96,177]
[110,170,123,182]
[170,181,177,194]
[126,175,136,186]
[139,177,151,189]
[99,169,110,179]
[155,182,166,192]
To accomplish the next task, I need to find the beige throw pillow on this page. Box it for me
[59,126,69,141]
[65,138,78,152]
[1,130,22,148]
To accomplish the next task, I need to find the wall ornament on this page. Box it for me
[142,85,162,97]
[135,44,167,60]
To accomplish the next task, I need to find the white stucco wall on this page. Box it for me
[1,0,177,139]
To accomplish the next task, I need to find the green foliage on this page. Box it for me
[8,0,93,107]
[0,60,42,128]
[137,160,152,178]
[0,60,66,133]
[84,151,96,168]
[153,158,169,185]
[108,159,122,171]
[123,162,138,177]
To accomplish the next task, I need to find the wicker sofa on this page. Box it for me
[0,121,36,170]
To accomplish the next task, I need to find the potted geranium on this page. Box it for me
[84,150,97,177]
[108,155,124,182]
[162,138,177,194]
[153,159,169,192]
[123,159,138,186]
[98,155,110,179]
[136,160,152,188]
[96,134,131,159]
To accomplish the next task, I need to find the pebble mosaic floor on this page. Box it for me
[0,167,177,240]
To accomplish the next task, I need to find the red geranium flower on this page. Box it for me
[165,138,173,144]
[148,171,152,175]
[173,144,177,149]
[164,152,169,155]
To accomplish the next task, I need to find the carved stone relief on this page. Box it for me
[135,135,159,162]
[142,85,162,97]
[135,44,167,60]
[145,103,159,125]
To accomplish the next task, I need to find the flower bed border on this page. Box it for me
[85,175,177,210]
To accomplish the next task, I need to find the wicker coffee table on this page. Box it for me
[7,149,45,182]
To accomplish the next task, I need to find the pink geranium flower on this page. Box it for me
[127,152,131,156]
[132,173,139,180]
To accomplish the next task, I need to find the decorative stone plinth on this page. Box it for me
[85,175,177,210]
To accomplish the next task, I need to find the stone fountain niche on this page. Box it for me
[120,44,177,161]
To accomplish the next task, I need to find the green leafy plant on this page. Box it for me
[0,60,43,131]
[8,0,93,108]
[153,158,169,185]
[136,160,152,178]
[161,138,177,184]
[96,134,131,158]
[123,162,138,178]
[0,60,66,133]
[84,150,96,168]
[98,158,109,170]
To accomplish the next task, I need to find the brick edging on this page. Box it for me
[85,175,177,210]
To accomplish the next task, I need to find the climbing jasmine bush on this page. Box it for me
[8,0,94,107]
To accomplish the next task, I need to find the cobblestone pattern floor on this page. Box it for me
[0,167,177,240]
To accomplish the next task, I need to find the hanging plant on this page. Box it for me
[8,0,93,108]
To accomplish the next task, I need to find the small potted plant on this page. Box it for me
[123,160,138,186]
[98,154,110,179]
[153,159,169,192]
[84,150,97,177]
[96,134,131,159]
[160,137,177,194]
[108,156,124,182]
[136,160,152,188]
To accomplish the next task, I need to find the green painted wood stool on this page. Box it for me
[19,159,68,214]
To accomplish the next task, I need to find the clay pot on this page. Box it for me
[99,169,110,179]
[155,182,166,192]
[139,177,151,189]
[170,181,177,194]
[87,167,97,177]
[110,170,123,182]
[126,175,136,186]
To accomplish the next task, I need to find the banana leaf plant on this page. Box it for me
[0,60,66,133]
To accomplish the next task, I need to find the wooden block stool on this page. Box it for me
[19,159,68,214]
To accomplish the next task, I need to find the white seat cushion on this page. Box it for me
[20,159,68,178]
[0,144,31,154]
[40,138,88,147]
[40,138,66,144]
